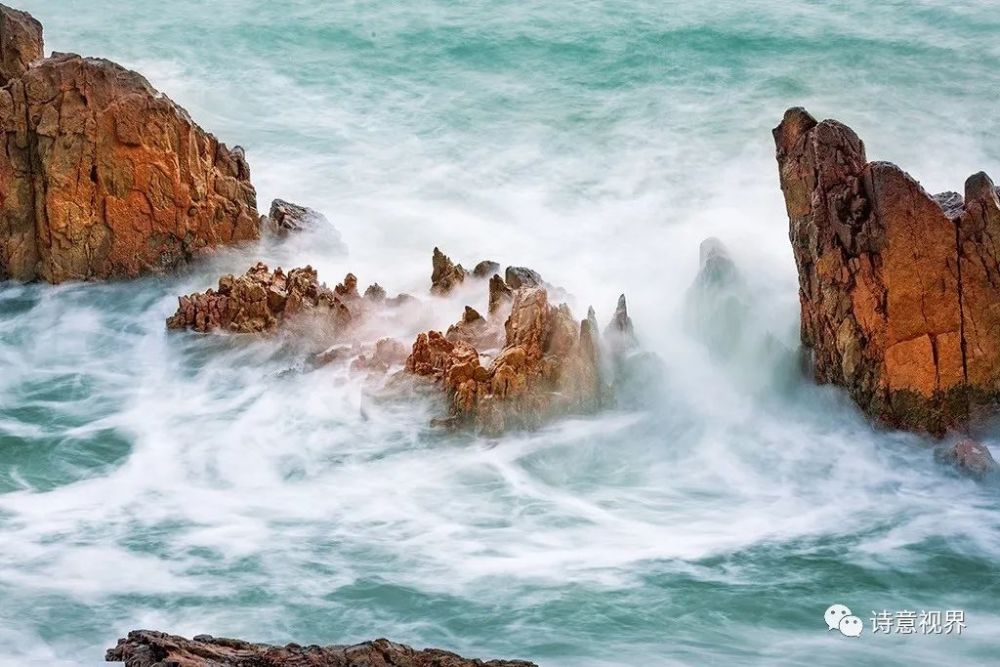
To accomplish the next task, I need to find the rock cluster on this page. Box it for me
[775,106,1000,435]
[0,4,259,283]
[406,279,633,435]
[106,630,537,667]
[166,263,355,333]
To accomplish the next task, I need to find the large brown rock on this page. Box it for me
[0,4,41,85]
[105,630,537,667]
[775,106,1000,434]
[0,8,259,283]
[430,246,465,295]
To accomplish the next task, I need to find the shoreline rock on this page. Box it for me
[0,4,259,283]
[105,630,537,667]
[774,106,1000,435]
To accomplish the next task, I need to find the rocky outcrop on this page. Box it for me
[106,630,537,667]
[684,238,749,359]
[406,287,611,435]
[488,274,514,316]
[431,247,465,295]
[265,198,327,235]
[0,6,259,283]
[166,263,351,333]
[775,106,1000,434]
[0,4,41,85]
[934,439,1000,481]
[472,260,500,279]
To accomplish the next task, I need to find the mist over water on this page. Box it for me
[2,1,1000,665]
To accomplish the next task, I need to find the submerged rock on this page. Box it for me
[0,7,259,283]
[431,247,466,295]
[105,630,537,667]
[774,106,1000,435]
[166,263,350,333]
[934,439,1000,481]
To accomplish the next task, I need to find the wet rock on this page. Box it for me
[472,260,500,279]
[431,247,466,295]
[166,263,349,333]
[934,439,1000,481]
[364,283,387,302]
[406,287,606,435]
[488,274,514,316]
[351,337,410,374]
[265,198,328,235]
[604,294,637,360]
[105,630,537,667]
[446,305,504,350]
[0,9,259,283]
[684,238,750,359]
[505,266,543,289]
[0,4,41,85]
[774,106,1000,435]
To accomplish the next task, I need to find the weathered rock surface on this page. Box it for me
[431,247,465,295]
[0,7,259,283]
[265,198,327,235]
[472,260,500,279]
[933,439,1000,481]
[106,630,537,667]
[166,263,350,333]
[775,106,1000,434]
[488,274,514,316]
[406,287,610,435]
[0,4,41,85]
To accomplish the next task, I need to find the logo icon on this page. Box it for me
[826,604,862,637]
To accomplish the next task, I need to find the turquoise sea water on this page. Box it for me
[2,1,1000,665]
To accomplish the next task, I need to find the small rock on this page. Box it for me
[472,260,500,279]
[431,247,466,295]
[934,439,1000,481]
[266,199,329,235]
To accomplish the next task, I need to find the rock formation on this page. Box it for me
[488,274,514,316]
[0,4,41,85]
[406,286,611,435]
[265,198,327,235]
[106,630,537,667]
[0,5,259,283]
[775,106,1000,434]
[166,263,352,333]
[472,259,500,279]
[431,247,466,295]
[684,238,749,359]
[934,439,999,481]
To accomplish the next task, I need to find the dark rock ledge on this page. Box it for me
[106,630,539,667]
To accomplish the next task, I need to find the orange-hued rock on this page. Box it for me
[775,106,1000,434]
[406,287,606,434]
[430,246,465,295]
[166,263,350,333]
[0,8,259,283]
[0,4,41,85]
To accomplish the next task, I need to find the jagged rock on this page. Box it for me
[774,106,1000,434]
[472,260,500,279]
[934,439,1000,481]
[446,305,503,350]
[684,238,750,358]
[265,198,327,235]
[488,274,514,316]
[0,9,259,283]
[431,247,466,295]
[406,287,604,435]
[334,273,360,300]
[505,266,542,289]
[0,4,41,85]
[105,630,537,667]
[604,294,637,360]
[166,263,349,333]
[364,283,386,302]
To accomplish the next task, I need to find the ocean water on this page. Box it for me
[2,1,1000,665]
